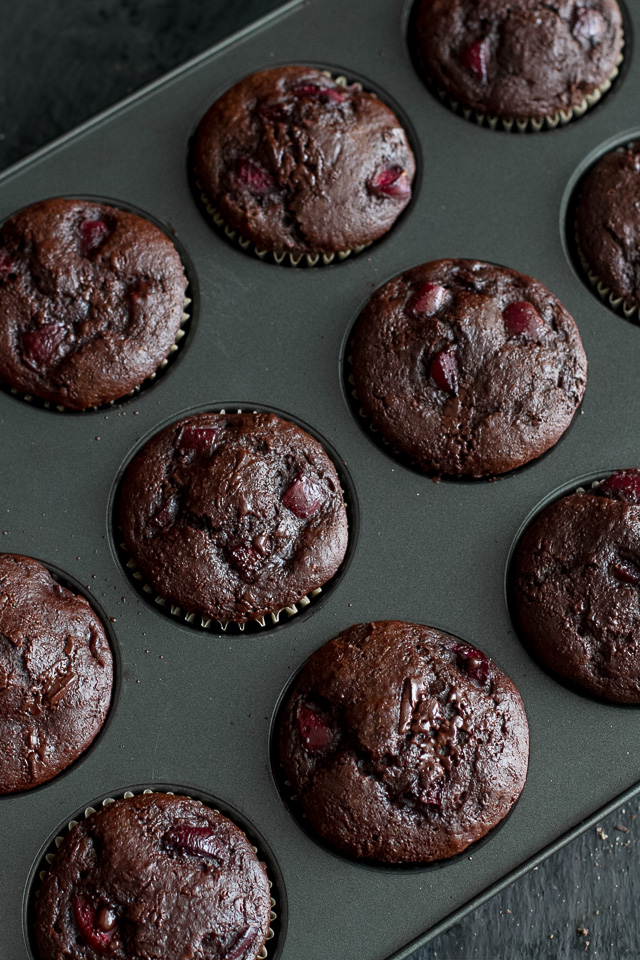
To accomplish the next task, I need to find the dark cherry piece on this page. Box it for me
[291,83,346,103]
[460,38,489,82]
[150,497,178,529]
[164,824,225,862]
[367,165,412,199]
[178,425,221,455]
[408,282,447,317]
[0,250,15,277]
[598,470,640,505]
[422,777,444,808]
[225,924,261,960]
[430,349,458,394]
[281,473,325,519]
[613,560,640,586]
[452,642,490,686]
[503,301,542,341]
[73,896,117,953]
[297,702,333,752]
[236,158,274,195]
[573,7,606,45]
[79,219,110,255]
[21,324,65,369]
[226,540,265,580]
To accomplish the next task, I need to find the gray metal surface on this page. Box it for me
[0,1,638,959]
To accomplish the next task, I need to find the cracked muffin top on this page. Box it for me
[193,65,415,257]
[35,792,272,960]
[0,554,113,794]
[575,142,640,308]
[278,620,529,863]
[512,469,640,703]
[0,198,188,410]
[413,0,624,120]
[350,258,587,478]
[119,411,349,625]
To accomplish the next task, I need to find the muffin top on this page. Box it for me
[575,142,640,308]
[0,554,113,794]
[350,259,587,478]
[35,792,272,960]
[413,0,624,120]
[513,469,640,703]
[0,198,188,409]
[279,620,529,863]
[194,65,415,257]
[119,412,349,624]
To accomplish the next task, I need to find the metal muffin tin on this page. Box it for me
[1,1,639,958]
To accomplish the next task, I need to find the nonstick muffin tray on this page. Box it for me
[1,1,639,958]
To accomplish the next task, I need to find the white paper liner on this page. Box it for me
[195,72,381,266]
[431,44,624,133]
[4,295,191,412]
[34,787,277,960]
[575,233,639,321]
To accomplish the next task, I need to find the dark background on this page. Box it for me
[1,2,638,957]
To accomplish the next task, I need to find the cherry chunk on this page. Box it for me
[503,301,542,342]
[236,157,274,195]
[613,560,640,587]
[164,824,225,862]
[282,472,325,519]
[79,218,110,255]
[599,470,640,505]
[0,250,16,278]
[225,925,261,960]
[452,642,490,686]
[460,38,489,82]
[430,348,459,395]
[407,282,447,318]
[291,83,346,103]
[297,702,333,753]
[226,539,264,580]
[73,895,118,954]
[178,424,221,456]
[21,323,65,369]
[367,165,411,199]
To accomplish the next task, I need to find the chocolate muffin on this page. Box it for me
[575,142,640,310]
[0,198,188,410]
[413,0,624,124]
[119,411,349,625]
[0,554,113,794]
[193,66,415,262]
[513,469,640,703]
[278,621,529,863]
[350,258,587,478]
[35,792,272,960]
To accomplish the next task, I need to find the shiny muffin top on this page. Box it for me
[414,0,623,120]
[0,198,187,409]
[279,620,529,862]
[194,65,415,256]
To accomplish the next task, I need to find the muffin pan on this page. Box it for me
[1,1,639,958]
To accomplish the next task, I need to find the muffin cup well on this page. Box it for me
[28,786,281,960]
[111,404,358,636]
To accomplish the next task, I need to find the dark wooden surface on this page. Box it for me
[2,2,638,957]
